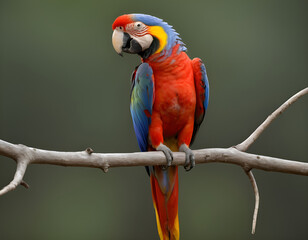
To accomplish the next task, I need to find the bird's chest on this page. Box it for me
[153,70,196,136]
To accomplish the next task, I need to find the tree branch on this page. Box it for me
[0,88,307,234]
[1,140,307,176]
[235,87,308,152]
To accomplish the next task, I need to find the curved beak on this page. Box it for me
[112,29,124,56]
[112,29,143,56]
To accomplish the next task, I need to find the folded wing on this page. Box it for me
[191,58,210,145]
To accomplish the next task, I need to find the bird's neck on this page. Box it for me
[143,44,188,72]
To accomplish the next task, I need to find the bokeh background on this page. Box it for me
[0,0,307,239]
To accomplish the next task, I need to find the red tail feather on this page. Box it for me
[150,166,179,240]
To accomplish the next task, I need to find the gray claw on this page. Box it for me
[180,144,195,171]
[157,143,173,167]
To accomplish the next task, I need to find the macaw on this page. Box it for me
[112,14,209,240]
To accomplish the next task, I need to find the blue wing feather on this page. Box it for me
[130,63,154,152]
[202,63,210,113]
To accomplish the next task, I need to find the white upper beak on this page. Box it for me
[112,29,124,55]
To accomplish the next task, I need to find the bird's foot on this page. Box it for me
[157,143,173,169]
[179,144,195,171]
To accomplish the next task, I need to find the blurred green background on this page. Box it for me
[0,0,307,239]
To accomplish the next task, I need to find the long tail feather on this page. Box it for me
[150,166,179,240]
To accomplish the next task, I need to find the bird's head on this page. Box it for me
[112,14,185,59]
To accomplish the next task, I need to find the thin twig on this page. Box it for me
[244,170,259,234]
[0,158,29,196]
[235,87,308,152]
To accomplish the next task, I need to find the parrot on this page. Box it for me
[112,14,209,240]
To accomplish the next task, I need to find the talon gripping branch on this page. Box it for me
[112,14,209,240]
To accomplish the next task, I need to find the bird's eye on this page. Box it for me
[118,26,123,30]
[135,22,143,29]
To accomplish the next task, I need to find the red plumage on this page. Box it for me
[145,44,196,149]
[144,44,199,240]
[112,14,133,30]
[151,166,179,240]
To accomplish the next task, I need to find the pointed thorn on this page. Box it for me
[20,180,30,189]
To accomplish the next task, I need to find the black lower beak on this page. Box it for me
[122,32,142,54]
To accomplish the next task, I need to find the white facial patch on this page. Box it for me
[131,34,153,51]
